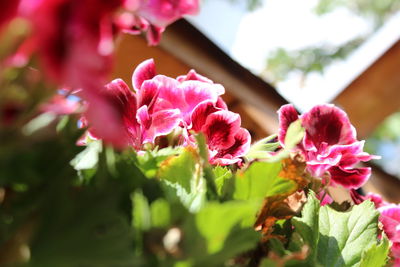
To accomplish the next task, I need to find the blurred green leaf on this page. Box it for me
[131,191,151,231]
[22,113,57,136]
[70,140,102,183]
[150,198,171,228]
[136,147,181,178]
[195,201,260,253]
[212,166,232,195]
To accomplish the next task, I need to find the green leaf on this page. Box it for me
[150,198,171,228]
[131,191,151,231]
[212,166,232,195]
[291,191,320,262]
[195,201,259,253]
[246,134,280,160]
[234,161,296,201]
[291,193,382,267]
[317,201,380,266]
[69,140,102,183]
[136,147,181,178]
[360,234,390,267]
[158,147,206,212]
[22,112,57,135]
[284,120,305,149]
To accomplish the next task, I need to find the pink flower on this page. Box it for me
[122,0,199,45]
[350,189,388,208]
[83,77,180,149]
[131,59,250,165]
[191,101,250,165]
[0,0,20,33]
[378,205,400,266]
[132,59,225,127]
[278,104,377,189]
[40,94,80,115]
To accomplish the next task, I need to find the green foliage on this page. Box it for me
[290,192,388,267]
[234,161,296,201]
[157,147,206,212]
[195,201,259,253]
[70,140,103,184]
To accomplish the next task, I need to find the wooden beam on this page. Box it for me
[334,39,400,139]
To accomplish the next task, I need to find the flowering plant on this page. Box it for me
[0,1,399,267]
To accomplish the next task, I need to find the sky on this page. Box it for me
[188,0,400,111]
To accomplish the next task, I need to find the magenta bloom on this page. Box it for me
[191,101,250,165]
[379,205,400,266]
[84,77,181,149]
[130,59,250,165]
[278,104,377,189]
[350,189,388,208]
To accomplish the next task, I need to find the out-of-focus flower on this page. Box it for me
[40,95,80,115]
[278,104,378,189]
[122,0,199,45]
[82,77,181,149]
[2,0,198,147]
[0,0,20,33]
[378,205,400,266]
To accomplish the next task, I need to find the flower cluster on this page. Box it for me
[83,59,250,165]
[278,104,377,189]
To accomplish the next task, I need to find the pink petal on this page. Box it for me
[137,79,160,111]
[328,166,371,189]
[379,205,400,243]
[146,24,164,46]
[180,80,221,123]
[301,104,357,151]
[176,69,213,83]
[132,58,157,90]
[203,110,241,150]
[216,97,228,110]
[136,105,151,130]
[277,104,299,145]
[191,101,220,132]
[136,0,199,28]
[210,127,251,166]
[317,190,333,206]
[142,108,181,143]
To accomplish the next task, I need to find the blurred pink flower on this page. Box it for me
[83,77,180,149]
[378,205,400,266]
[40,94,80,115]
[0,0,20,33]
[122,0,199,45]
[278,104,377,189]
